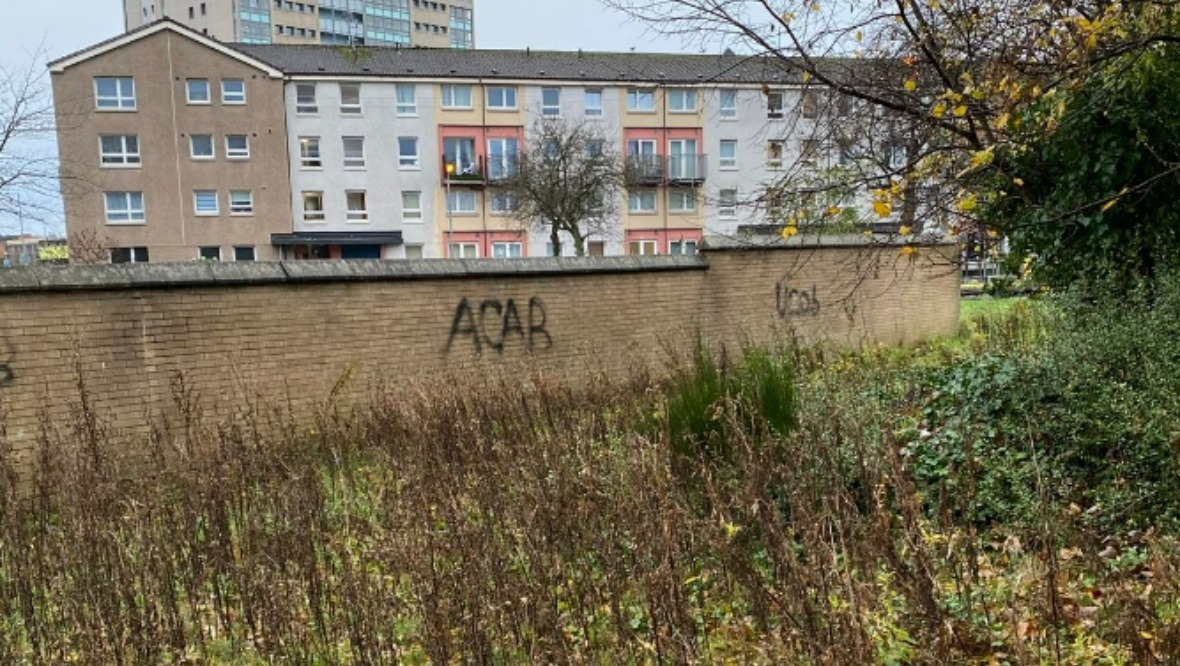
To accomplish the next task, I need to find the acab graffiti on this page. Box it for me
[775,278,821,318]
[446,296,553,354]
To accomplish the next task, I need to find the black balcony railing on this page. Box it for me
[442,155,486,184]
[625,154,708,187]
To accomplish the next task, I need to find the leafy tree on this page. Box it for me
[986,44,1180,290]
[495,117,626,256]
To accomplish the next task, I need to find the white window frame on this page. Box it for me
[234,246,256,262]
[342,136,366,169]
[229,190,254,215]
[719,89,737,119]
[490,191,516,214]
[584,88,603,116]
[221,79,246,104]
[193,190,219,216]
[402,191,422,220]
[404,244,424,259]
[303,190,325,222]
[110,247,149,263]
[629,239,658,256]
[186,78,211,105]
[398,136,420,169]
[99,135,140,167]
[189,134,215,160]
[104,191,145,224]
[396,83,417,115]
[719,139,738,169]
[441,84,473,109]
[486,86,518,110]
[449,242,479,258]
[198,246,222,261]
[541,87,561,116]
[668,189,697,213]
[668,88,696,113]
[447,190,477,213]
[339,83,362,114]
[767,90,785,117]
[627,88,656,112]
[95,77,136,110]
[492,241,522,258]
[296,83,318,113]
[767,140,785,167]
[718,189,738,219]
[669,239,698,255]
[299,136,322,169]
[225,134,250,159]
[346,190,368,222]
[628,189,658,213]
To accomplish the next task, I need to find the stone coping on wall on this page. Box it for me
[0,256,710,294]
[699,234,957,251]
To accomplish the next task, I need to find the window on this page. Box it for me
[225,134,250,159]
[889,143,907,169]
[194,190,219,215]
[628,190,657,213]
[718,189,737,218]
[629,240,657,255]
[339,83,361,114]
[487,137,519,180]
[404,245,424,259]
[492,242,522,258]
[449,242,478,258]
[668,89,696,113]
[296,83,318,113]
[398,137,419,168]
[767,140,784,167]
[100,135,140,166]
[441,84,472,109]
[190,134,214,159]
[802,90,819,118]
[299,136,321,168]
[199,246,221,261]
[104,192,145,224]
[186,79,211,104]
[720,89,737,118]
[234,246,256,262]
[229,190,254,215]
[490,192,516,213]
[669,190,696,212]
[589,241,605,256]
[303,191,325,221]
[396,83,416,114]
[586,139,605,158]
[346,191,368,222]
[343,136,365,168]
[719,139,737,169]
[627,88,656,112]
[447,190,477,213]
[669,239,698,255]
[402,191,422,220]
[801,139,820,165]
[110,247,149,263]
[95,77,136,110]
[486,86,518,110]
[221,79,246,104]
[767,90,784,117]
[585,88,603,116]
[541,87,561,116]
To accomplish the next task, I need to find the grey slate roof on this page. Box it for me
[233,43,821,85]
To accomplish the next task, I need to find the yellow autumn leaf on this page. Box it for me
[802,71,812,83]
[1100,198,1118,213]
[931,103,946,118]
[826,205,841,216]
[1141,631,1155,640]
[899,225,912,236]
[1013,177,1025,186]
[903,79,917,92]
[782,225,799,238]
[855,29,863,42]
[873,200,892,218]
[969,148,995,168]
[900,245,917,256]
[953,105,968,117]
[958,193,978,212]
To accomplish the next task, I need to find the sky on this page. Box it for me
[0,0,692,236]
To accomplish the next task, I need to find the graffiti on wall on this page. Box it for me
[446,296,553,354]
[775,277,821,318]
[0,337,13,386]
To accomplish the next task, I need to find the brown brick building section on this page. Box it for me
[52,27,291,263]
[0,242,958,476]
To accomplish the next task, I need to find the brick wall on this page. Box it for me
[0,240,957,473]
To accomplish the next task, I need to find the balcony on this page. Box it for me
[442,155,486,186]
[625,154,708,187]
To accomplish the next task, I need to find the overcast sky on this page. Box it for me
[0,0,689,235]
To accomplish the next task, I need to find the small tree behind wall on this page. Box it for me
[496,118,626,257]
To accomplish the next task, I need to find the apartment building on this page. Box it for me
[123,0,476,48]
[53,20,879,263]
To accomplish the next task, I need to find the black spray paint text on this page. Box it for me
[446,296,553,354]
[775,281,821,318]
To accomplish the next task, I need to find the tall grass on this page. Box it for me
[0,302,1175,664]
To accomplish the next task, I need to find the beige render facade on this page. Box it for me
[51,24,292,262]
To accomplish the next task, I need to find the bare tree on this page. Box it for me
[0,47,59,228]
[495,117,627,256]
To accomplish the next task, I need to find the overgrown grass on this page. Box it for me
[0,290,1177,664]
